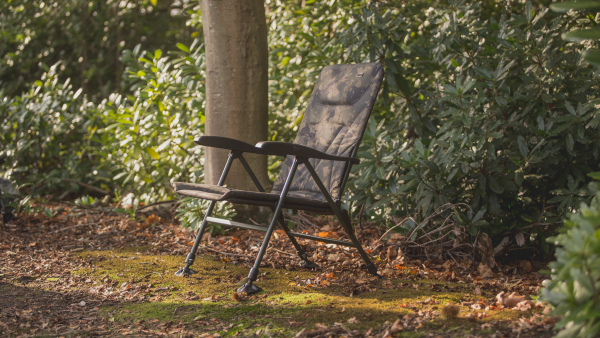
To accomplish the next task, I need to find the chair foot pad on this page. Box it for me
[365,263,379,277]
[175,267,197,276]
[238,282,262,294]
[300,260,320,269]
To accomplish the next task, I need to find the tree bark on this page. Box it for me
[200,0,270,193]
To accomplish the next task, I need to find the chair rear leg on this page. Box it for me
[276,213,319,269]
[339,210,380,277]
[175,200,217,276]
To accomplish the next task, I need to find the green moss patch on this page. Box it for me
[74,249,540,336]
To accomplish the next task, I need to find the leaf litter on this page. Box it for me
[0,205,558,337]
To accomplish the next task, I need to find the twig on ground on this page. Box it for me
[268,248,295,257]
[53,223,100,233]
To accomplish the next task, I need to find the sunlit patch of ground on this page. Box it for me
[68,248,550,337]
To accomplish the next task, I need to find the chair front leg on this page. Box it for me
[175,151,238,276]
[238,157,300,294]
[239,153,317,269]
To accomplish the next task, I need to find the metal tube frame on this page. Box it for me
[239,154,317,265]
[175,148,379,292]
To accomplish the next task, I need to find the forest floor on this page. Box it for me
[0,204,559,337]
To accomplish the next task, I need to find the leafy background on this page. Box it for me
[1,0,600,254]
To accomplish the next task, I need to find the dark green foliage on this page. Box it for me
[549,1,600,66]
[340,1,600,250]
[95,41,206,204]
[2,0,600,252]
[0,0,196,98]
[0,63,104,195]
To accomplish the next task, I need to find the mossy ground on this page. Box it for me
[72,248,537,336]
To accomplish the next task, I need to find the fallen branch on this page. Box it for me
[61,178,110,196]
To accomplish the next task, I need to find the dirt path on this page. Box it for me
[0,206,558,337]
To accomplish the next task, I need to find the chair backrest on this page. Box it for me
[272,63,384,203]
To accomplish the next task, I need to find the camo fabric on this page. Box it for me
[272,63,384,203]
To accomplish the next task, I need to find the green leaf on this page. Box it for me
[154,49,162,59]
[176,43,190,53]
[145,147,160,160]
[583,50,600,66]
[566,133,575,152]
[515,169,524,186]
[488,193,500,215]
[518,136,529,158]
[564,28,600,42]
[372,33,383,51]
[386,73,398,92]
[447,168,459,182]
[149,0,157,6]
[472,208,486,223]
[565,101,577,116]
[587,171,600,180]
[550,1,600,13]
[488,176,504,194]
[415,139,425,155]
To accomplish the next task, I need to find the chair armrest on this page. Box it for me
[255,141,360,164]
[195,136,270,155]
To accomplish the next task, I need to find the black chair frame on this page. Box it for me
[175,137,378,294]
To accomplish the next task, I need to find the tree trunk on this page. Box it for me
[200,0,270,193]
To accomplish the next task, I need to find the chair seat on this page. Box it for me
[173,182,334,213]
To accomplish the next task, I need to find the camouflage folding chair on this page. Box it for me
[173,63,384,294]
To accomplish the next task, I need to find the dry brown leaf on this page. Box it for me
[452,226,468,248]
[389,319,402,333]
[389,233,405,243]
[474,286,482,296]
[496,291,528,308]
[202,295,218,302]
[477,233,496,268]
[347,317,358,324]
[231,292,247,302]
[514,300,532,311]
[386,246,397,260]
[326,254,340,262]
[477,263,494,278]
[442,260,454,270]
